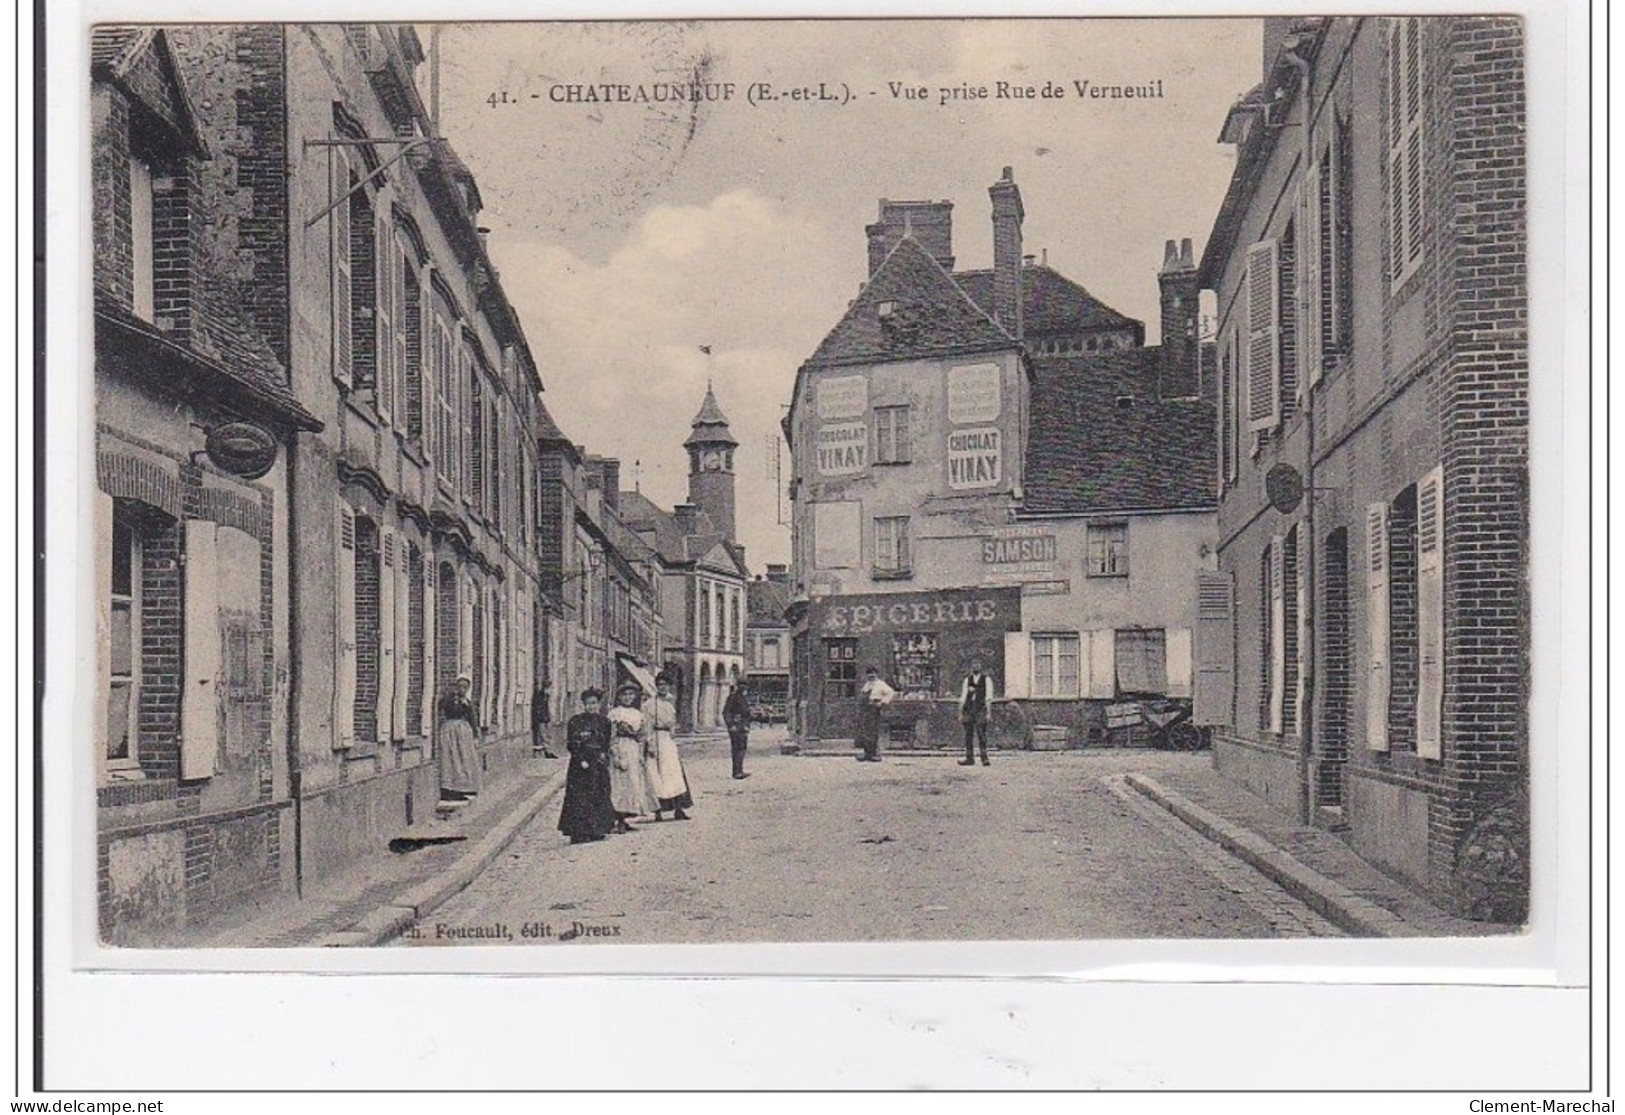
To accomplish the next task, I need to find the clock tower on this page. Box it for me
[684,383,738,543]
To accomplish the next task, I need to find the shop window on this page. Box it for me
[890,632,939,700]
[874,405,911,464]
[1031,633,1080,698]
[1087,522,1128,577]
[1115,628,1167,696]
[824,638,858,702]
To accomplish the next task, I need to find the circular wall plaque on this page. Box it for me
[205,421,279,480]
[1265,462,1305,514]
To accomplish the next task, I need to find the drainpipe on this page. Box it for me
[281,25,305,898]
[1282,46,1319,825]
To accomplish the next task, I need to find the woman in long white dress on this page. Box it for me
[606,681,657,832]
[642,674,693,822]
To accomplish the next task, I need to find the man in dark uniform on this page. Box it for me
[957,659,993,767]
[722,679,752,779]
[531,683,557,758]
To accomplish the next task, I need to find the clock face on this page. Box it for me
[701,450,722,470]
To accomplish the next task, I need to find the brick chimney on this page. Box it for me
[1158,237,1200,399]
[583,455,622,512]
[673,503,702,536]
[866,199,954,276]
[989,167,1024,340]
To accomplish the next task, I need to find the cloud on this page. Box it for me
[489,188,850,565]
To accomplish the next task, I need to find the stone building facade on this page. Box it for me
[1198,17,1527,921]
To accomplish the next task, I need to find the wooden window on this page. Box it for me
[823,638,858,702]
[1031,633,1080,698]
[1115,628,1168,695]
[1278,220,1298,419]
[181,519,221,778]
[103,502,141,770]
[330,152,354,389]
[374,211,394,422]
[1416,466,1444,758]
[1193,572,1235,726]
[335,506,357,750]
[1087,522,1128,577]
[874,405,911,464]
[1245,240,1281,432]
[1387,17,1426,291]
[873,515,911,575]
[1366,502,1391,751]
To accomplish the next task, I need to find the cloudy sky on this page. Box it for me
[434,19,1263,567]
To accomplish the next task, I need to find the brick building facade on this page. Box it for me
[1198,17,1527,921]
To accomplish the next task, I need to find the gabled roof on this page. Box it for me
[747,578,792,627]
[806,235,1015,367]
[91,26,210,159]
[955,265,1142,339]
[1021,346,1217,517]
[617,490,748,578]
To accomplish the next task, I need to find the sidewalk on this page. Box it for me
[180,755,567,948]
[1124,763,1504,937]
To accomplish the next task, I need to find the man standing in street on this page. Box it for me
[856,667,896,762]
[532,682,557,759]
[958,659,994,767]
[723,678,752,779]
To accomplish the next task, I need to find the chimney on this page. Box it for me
[765,563,789,584]
[1158,237,1200,399]
[673,503,701,536]
[583,455,622,511]
[865,199,954,276]
[989,166,1024,340]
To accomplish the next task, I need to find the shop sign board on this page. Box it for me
[947,426,1001,489]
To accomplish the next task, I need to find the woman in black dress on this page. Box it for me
[557,688,618,844]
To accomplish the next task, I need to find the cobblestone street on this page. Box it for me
[403,729,1340,945]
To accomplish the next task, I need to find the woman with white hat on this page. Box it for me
[437,674,483,801]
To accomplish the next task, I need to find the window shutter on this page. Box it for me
[1165,627,1193,699]
[330,151,353,389]
[1303,163,1324,387]
[461,575,475,687]
[335,506,357,750]
[376,529,397,743]
[1295,556,1309,736]
[181,519,221,779]
[1366,502,1391,751]
[1416,466,1444,759]
[1086,630,1116,700]
[1003,632,1030,699]
[1245,239,1281,432]
[1269,535,1286,734]
[95,491,115,762]
[1193,572,1235,725]
[394,534,411,739]
[421,557,437,750]
[375,213,394,423]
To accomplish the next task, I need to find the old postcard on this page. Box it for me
[74,14,1550,962]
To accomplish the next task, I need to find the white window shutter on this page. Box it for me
[1003,632,1030,699]
[1366,502,1391,751]
[1416,467,1444,759]
[461,575,475,688]
[1193,572,1235,726]
[1086,630,1116,700]
[421,556,437,748]
[1303,164,1324,387]
[376,529,397,743]
[1294,557,1308,736]
[393,536,410,739]
[375,212,394,423]
[181,519,221,779]
[1269,536,1286,735]
[1245,239,1281,432]
[95,491,114,762]
[330,150,353,390]
[335,506,357,750]
[1165,627,1193,699]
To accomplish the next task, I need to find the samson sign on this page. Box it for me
[982,529,1057,566]
[814,586,1022,635]
[815,422,868,475]
[947,427,1001,489]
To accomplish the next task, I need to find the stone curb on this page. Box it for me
[1123,773,1411,938]
[312,770,568,948]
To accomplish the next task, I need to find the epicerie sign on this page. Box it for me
[947,426,1001,489]
[816,422,868,475]
[947,362,1001,425]
[816,375,868,420]
[820,596,1002,634]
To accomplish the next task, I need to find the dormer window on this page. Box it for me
[877,300,896,319]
